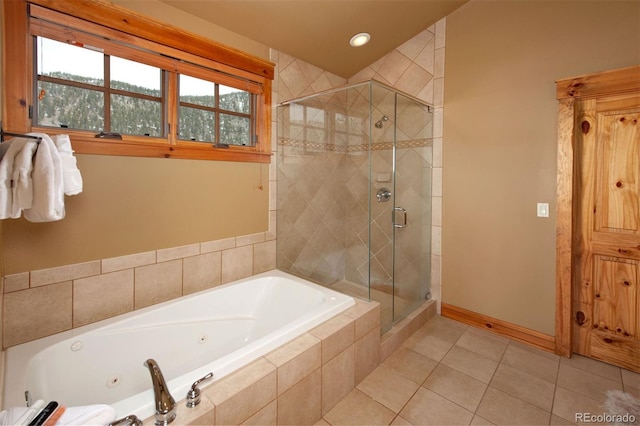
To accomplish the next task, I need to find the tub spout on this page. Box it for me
[144,359,176,425]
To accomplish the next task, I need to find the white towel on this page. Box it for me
[0,137,31,219]
[0,400,44,426]
[23,133,65,222]
[58,404,116,425]
[0,403,116,426]
[0,405,28,425]
[54,134,83,196]
[11,139,38,216]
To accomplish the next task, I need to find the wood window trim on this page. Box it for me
[2,0,274,163]
[554,65,640,357]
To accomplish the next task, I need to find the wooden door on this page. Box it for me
[573,92,640,372]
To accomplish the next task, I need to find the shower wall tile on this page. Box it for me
[396,63,433,99]
[435,19,447,49]
[433,137,443,168]
[432,226,442,257]
[433,196,443,227]
[432,168,443,198]
[418,79,435,106]
[415,36,436,75]
[434,48,446,79]
[276,51,346,103]
[433,108,443,139]
[377,50,413,86]
[434,78,445,108]
[398,29,435,65]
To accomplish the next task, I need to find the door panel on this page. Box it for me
[592,257,637,337]
[594,109,639,234]
[574,94,640,372]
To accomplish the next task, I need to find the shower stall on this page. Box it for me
[276,80,433,333]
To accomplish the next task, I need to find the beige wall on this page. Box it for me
[442,0,640,335]
[3,156,269,274]
[1,0,271,275]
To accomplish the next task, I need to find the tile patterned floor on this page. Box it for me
[318,315,640,425]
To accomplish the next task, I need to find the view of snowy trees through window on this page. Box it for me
[36,72,252,146]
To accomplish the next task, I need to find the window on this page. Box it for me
[178,75,254,146]
[3,0,274,162]
[36,37,164,137]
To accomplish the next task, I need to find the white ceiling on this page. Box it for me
[157,0,469,78]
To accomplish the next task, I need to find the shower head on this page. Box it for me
[374,115,388,129]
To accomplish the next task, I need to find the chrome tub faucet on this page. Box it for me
[144,359,176,425]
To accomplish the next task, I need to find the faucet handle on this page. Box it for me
[186,372,214,408]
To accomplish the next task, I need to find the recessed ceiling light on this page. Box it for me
[349,32,370,47]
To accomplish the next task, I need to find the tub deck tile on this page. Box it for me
[265,333,321,395]
[310,314,354,363]
[206,358,277,425]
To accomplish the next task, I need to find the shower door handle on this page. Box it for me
[393,207,407,228]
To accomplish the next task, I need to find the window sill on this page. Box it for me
[33,128,272,163]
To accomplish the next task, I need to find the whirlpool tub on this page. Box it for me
[2,270,355,421]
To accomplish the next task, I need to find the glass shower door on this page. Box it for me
[392,93,433,323]
[370,85,433,332]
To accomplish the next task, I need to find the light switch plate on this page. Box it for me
[537,202,549,218]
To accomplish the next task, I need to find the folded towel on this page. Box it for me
[54,134,83,196]
[23,133,65,222]
[0,406,28,426]
[0,137,31,219]
[11,139,38,216]
[0,402,115,426]
[58,404,116,425]
[0,399,44,426]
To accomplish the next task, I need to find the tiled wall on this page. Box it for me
[276,88,433,295]
[2,229,276,349]
[273,19,446,309]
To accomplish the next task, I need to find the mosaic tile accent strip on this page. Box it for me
[278,138,433,152]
